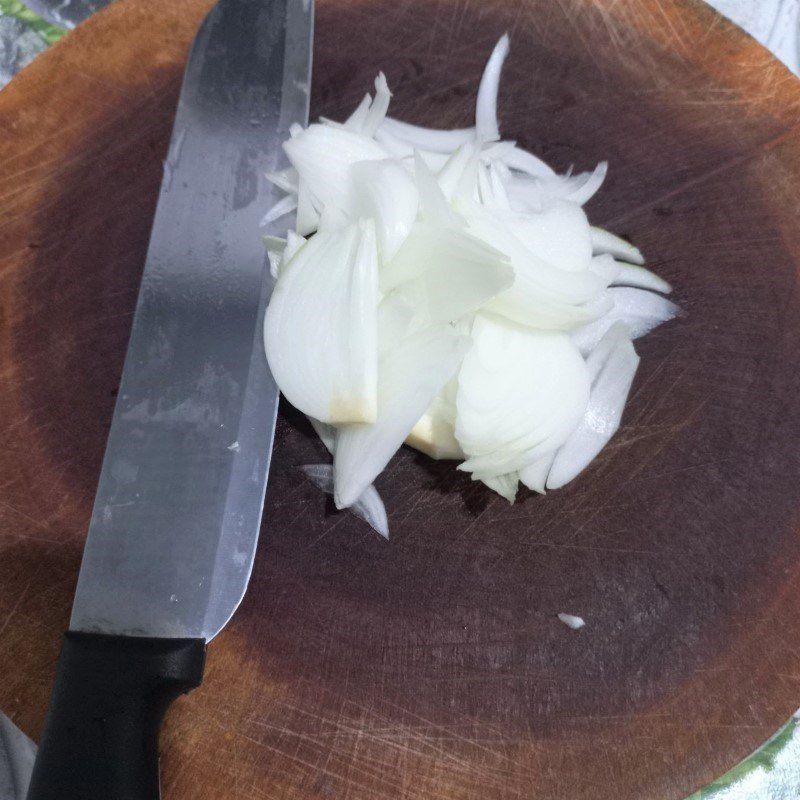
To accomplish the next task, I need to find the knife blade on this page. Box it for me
[26,1,312,797]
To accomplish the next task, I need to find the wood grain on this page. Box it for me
[1,0,800,798]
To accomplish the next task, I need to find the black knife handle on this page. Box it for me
[26,631,206,800]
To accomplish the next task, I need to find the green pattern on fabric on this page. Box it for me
[0,0,65,44]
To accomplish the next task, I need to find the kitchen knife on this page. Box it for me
[25,1,312,798]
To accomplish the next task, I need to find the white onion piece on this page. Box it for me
[406,410,464,459]
[308,416,336,453]
[299,464,389,539]
[381,223,507,293]
[362,73,392,137]
[263,235,286,280]
[438,143,478,202]
[489,162,512,209]
[373,125,414,157]
[414,151,464,228]
[405,373,463,459]
[456,315,589,479]
[560,161,608,205]
[284,230,306,263]
[466,217,612,331]
[377,293,417,353]
[589,253,622,283]
[519,450,556,494]
[283,125,388,217]
[502,144,557,179]
[264,220,379,424]
[558,613,585,630]
[351,159,418,261]
[584,321,631,382]
[547,326,639,489]
[379,117,477,152]
[476,33,510,142]
[478,471,519,502]
[265,167,298,194]
[342,93,372,131]
[487,287,611,332]
[511,199,593,272]
[295,178,320,236]
[260,194,297,226]
[385,233,513,325]
[590,226,645,265]
[571,286,680,354]
[612,263,672,294]
[334,327,470,507]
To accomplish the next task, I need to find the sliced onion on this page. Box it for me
[377,293,417,353]
[478,471,519,502]
[414,151,464,228]
[265,166,298,194]
[382,228,513,325]
[351,159,418,261]
[611,263,672,294]
[334,327,470,507]
[406,409,464,459]
[590,226,644,265]
[308,416,336,453]
[476,34,510,142]
[547,324,640,489]
[589,253,622,283]
[438,143,479,202]
[501,144,557,179]
[260,35,679,524]
[406,374,462,459]
[264,220,379,424]
[562,161,608,205]
[584,320,632,381]
[557,613,585,630]
[295,178,320,236]
[362,73,392,137]
[283,124,389,216]
[381,223,507,293]
[511,199,593,272]
[519,450,556,494]
[342,93,372,131]
[379,117,476,152]
[300,464,389,539]
[466,213,612,330]
[260,194,297,226]
[263,235,286,280]
[456,314,589,478]
[571,286,680,354]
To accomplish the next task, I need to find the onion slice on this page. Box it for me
[378,117,477,152]
[334,327,470,507]
[547,323,640,489]
[351,159,418,261]
[456,314,589,477]
[571,286,680,354]
[264,220,379,424]
[590,226,645,265]
[283,124,388,217]
[476,33,510,142]
[299,464,389,539]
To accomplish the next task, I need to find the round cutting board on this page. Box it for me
[2,1,800,798]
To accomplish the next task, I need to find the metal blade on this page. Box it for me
[70,0,312,641]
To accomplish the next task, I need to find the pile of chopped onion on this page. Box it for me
[263,35,679,538]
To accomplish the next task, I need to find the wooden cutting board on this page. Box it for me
[2,1,800,798]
